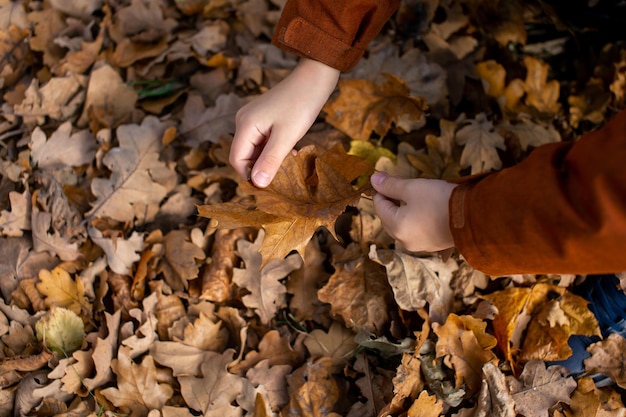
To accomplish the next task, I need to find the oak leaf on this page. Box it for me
[246,359,292,412]
[178,349,252,416]
[158,229,206,291]
[304,321,358,371]
[507,360,576,417]
[88,226,144,276]
[30,122,96,169]
[483,282,601,366]
[198,144,373,268]
[569,376,626,417]
[282,358,339,417]
[433,314,497,393]
[36,267,90,316]
[323,73,427,141]
[318,251,392,335]
[87,116,173,223]
[584,333,626,388]
[407,390,443,417]
[0,189,31,237]
[369,247,458,324]
[455,113,505,174]
[101,346,174,417]
[83,310,121,391]
[233,230,303,324]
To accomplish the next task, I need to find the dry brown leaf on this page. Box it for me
[233,230,302,324]
[178,349,254,416]
[323,73,427,141]
[286,236,331,325]
[318,251,392,335]
[158,229,206,292]
[198,144,373,268]
[455,113,505,174]
[0,189,30,237]
[370,247,458,324]
[101,346,174,416]
[83,309,121,391]
[407,390,444,417]
[567,78,611,128]
[232,329,304,375]
[584,333,626,388]
[180,93,247,146]
[88,227,144,276]
[483,282,601,366]
[568,376,626,417]
[303,321,358,371]
[0,25,30,88]
[433,314,498,393]
[87,116,173,223]
[14,75,87,126]
[246,359,292,412]
[282,358,340,417]
[77,64,138,129]
[507,360,576,417]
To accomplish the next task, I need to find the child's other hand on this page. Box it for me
[371,172,458,252]
[229,58,340,188]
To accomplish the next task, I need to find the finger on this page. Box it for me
[250,127,299,188]
[372,192,401,230]
[370,172,409,201]
[230,124,267,179]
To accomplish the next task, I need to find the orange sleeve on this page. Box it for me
[449,110,626,276]
[271,0,401,72]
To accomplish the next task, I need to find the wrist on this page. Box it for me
[291,58,340,95]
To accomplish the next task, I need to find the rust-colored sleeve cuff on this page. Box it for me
[271,0,400,72]
[449,109,626,276]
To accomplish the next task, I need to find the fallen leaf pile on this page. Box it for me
[1,0,625,416]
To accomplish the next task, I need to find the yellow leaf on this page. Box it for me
[36,267,90,315]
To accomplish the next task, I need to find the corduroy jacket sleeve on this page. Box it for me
[271,0,401,72]
[449,109,626,276]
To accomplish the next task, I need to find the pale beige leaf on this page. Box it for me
[150,341,213,377]
[370,247,458,324]
[180,93,247,146]
[233,230,303,324]
[31,207,79,262]
[87,116,172,222]
[101,346,174,416]
[30,122,96,169]
[0,189,31,237]
[246,359,292,412]
[507,360,576,417]
[455,113,505,174]
[88,226,144,275]
[584,333,626,388]
[304,321,358,371]
[83,310,121,391]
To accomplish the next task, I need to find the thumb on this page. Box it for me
[250,128,298,188]
[370,172,409,201]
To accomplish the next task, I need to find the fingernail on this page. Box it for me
[371,172,387,186]
[252,171,270,187]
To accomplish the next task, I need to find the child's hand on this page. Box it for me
[371,172,458,252]
[230,58,340,187]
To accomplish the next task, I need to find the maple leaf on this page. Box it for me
[233,230,303,324]
[198,144,373,268]
[101,346,174,416]
[455,113,506,174]
[323,73,427,141]
[507,360,576,417]
[483,282,601,366]
[87,116,174,223]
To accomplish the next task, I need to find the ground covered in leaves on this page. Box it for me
[1,0,626,416]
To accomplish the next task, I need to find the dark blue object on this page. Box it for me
[551,274,626,386]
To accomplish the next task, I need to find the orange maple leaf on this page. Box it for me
[198,144,373,267]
